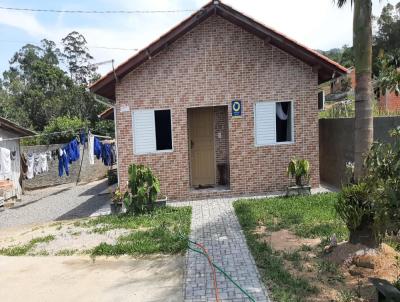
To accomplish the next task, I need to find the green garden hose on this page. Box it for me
[181,234,257,302]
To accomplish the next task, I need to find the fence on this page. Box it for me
[319,116,400,188]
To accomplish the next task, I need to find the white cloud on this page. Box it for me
[0,10,46,36]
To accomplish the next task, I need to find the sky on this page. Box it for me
[0,0,398,75]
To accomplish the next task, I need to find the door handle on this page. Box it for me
[191,140,194,149]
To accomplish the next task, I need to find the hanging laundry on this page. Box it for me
[26,153,34,179]
[33,153,40,175]
[79,129,87,147]
[65,139,80,163]
[94,137,102,160]
[101,143,111,166]
[111,144,117,165]
[20,154,28,179]
[0,147,11,175]
[88,134,95,165]
[37,153,49,174]
[58,149,69,177]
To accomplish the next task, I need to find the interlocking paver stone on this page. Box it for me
[171,198,270,302]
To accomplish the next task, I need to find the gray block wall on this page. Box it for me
[319,116,400,188]
[21,143,109,190]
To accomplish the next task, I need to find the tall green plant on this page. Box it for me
[287,158,310,186]
[124,164,160,215]
[336,127,400,247]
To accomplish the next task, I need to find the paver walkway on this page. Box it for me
[171,198,270,302]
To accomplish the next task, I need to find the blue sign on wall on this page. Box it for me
[231,100,242,117]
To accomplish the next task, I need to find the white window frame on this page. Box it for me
[132,109,174,155]
[254,101,295,146]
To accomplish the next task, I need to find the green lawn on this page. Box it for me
[0,235,55,256]
[90,206,192,256]
[0,206,192,257]
[233,193,347,302]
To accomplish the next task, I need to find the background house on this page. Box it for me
[0,116,35,203]
[90,1,347,200]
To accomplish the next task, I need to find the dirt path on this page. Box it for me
[0,255,184,302]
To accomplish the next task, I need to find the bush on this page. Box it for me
[124,164,160,215]
[336,127,400,247]
[336,183,372,232]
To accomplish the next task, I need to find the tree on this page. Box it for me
[376,52,400,96]
[373,2,400,75]
[62,31,98,85]
[320,45,354,68]
[336,0,373,181]
[0,32,108,132]
[1,41,73,130]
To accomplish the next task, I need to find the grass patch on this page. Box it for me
[91,206,191,256]
[233,193,346,302]
[234,193,347,241]
[55,249,77,256]
[0,235,55,256]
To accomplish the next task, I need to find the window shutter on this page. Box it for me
[255,102,276,145]
[132,110,156,154]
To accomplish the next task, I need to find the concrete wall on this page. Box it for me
[0,129,22,199]
[21,144,108,190]
[319,116,400,188]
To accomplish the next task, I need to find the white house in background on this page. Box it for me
[0,116,35,202]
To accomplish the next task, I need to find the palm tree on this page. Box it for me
[336,0,373,180]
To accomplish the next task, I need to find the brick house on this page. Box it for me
[90,1,347,200]
[378,90,400,112]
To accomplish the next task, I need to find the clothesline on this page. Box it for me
[0,129,111,143]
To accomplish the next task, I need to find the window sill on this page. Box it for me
[255,141,295,147]
[134,149,174,155]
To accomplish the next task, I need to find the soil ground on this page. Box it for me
[0,255,184,302]
[261,228,399,302]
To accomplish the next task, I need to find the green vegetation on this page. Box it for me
[235,193,347,240]
[234,193,347,302]
[0,31,113,138]
[89,206,191,256]
[0,235,55,256]
[55,249,77,256]
[124,164,160,215]
[336,128,400,247]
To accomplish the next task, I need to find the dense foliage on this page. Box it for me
[124,164,161,215]
[321,2,400,77]
[336,128,400,246]
[0,31,111,135]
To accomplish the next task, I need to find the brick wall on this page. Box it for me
[21,144,108,190]
[115,15,319,200]
[379,91,400,112]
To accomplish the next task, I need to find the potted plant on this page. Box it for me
[155,194,168,208]
[110,186,124,214]
[123,164,163,214]
[287,158,311,196]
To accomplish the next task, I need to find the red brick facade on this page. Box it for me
[379,91,400,112]
[115,16,320,200]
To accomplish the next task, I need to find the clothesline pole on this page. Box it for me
[76,145,85,186]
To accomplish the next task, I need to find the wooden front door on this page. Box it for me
[189,107,215,187]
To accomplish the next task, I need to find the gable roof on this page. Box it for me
[90,0,348,100]
[0,116,36,137]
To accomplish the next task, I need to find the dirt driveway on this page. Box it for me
[0,255,184,302]
[0,179,111,228]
